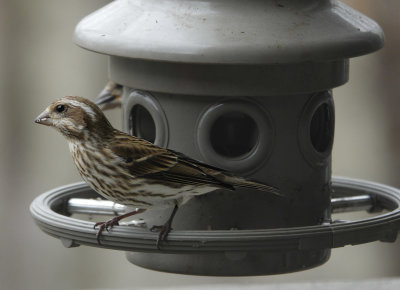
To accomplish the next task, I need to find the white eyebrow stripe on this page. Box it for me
[65,99,96,120]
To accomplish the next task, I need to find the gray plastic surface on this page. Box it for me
[30,177,400,275]
[109,57,349,96]
[196,99,274,173]
[74,0,383,64]
[60,0,387,276]
[122,90,169,147]
[121,91,333,246]
[73,0,383,96]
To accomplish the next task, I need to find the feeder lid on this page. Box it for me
[74,0,383,64]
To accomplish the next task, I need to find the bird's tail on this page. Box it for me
[211,174,284,196]
[225,176,282,196]
[178,153,282,196]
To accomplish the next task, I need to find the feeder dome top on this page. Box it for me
[74,0,383,64]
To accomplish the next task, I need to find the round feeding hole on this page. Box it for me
[210,112,258,158]
[310,102,334,153]
[130,104,156,143]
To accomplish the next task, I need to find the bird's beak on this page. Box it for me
[34,110,52,126]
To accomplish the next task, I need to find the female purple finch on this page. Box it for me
[35,96,280,248]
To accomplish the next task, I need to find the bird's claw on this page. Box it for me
[150,223,173,249]
[93,217,121,244]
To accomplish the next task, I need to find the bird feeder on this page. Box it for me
[31,0,400,276]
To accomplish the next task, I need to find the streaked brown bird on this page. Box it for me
[35,96,281,247]
[95,81,123,111]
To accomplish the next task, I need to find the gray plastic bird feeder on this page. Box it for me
[31,0,400,276]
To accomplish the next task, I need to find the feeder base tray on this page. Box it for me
[30,177,400,276]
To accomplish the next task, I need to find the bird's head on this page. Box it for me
[35,96,113,140]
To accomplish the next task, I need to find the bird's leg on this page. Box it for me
[150,204,179,249]
[94,208,146,244]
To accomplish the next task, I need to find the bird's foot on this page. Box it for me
[150,222,173,249]
[93,216,121,244]
[93,209,146,244]
[150,205,178,249]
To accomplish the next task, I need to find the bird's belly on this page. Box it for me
[69,145,217,208]
[81,174,215,209]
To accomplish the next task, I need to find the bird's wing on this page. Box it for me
[110,135,232,189]
[168,149,229,173]
[148,164,234,189]
[169,149,280,195]
[110,136,178,176]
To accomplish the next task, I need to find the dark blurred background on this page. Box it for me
[0,0,399,289]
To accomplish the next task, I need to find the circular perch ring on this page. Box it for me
[30,177,400,253]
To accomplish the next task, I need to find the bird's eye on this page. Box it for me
[55,104,65,113]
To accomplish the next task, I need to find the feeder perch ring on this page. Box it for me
[30,176,400,253]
